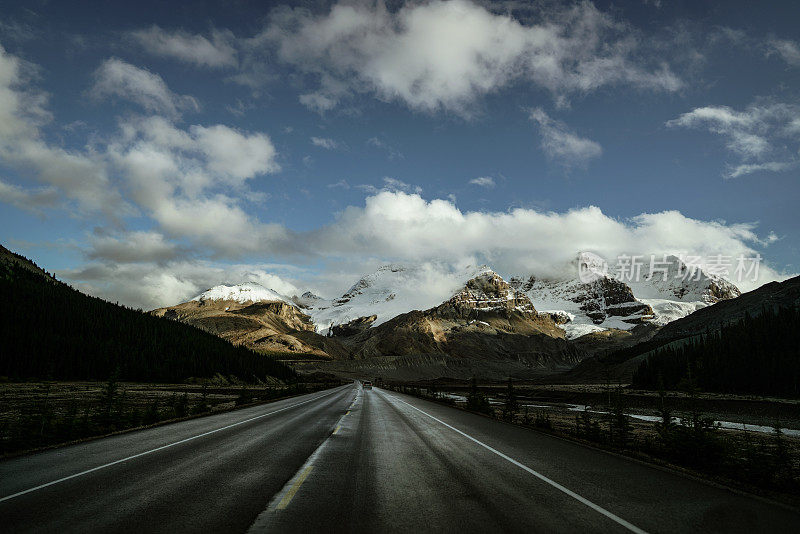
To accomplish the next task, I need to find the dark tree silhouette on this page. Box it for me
[632,306,800,397]
[0,255,297,383]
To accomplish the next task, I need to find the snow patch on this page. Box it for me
[638,299,708,326]
[192,283,296,306]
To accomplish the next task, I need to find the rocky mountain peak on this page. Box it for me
[512,273,653,332]
[293,291,325,309]
[438,271,536,318]
[575,276,654,325]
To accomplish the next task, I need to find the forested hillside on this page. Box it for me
[632,306,800,397]
[0,249,296,383]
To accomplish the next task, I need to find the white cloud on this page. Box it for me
[107,115,285,256]
[727,161,796,179]
[130,25,237,68]
[59,189,787,307]
[299,92,337,113]
[0,18,38,43]
[87,231,180,264]
[367,136,402,159]
[327,179,350,189]
[91,58,200,118]
[61,259,304,311]
[310,136,340,150]
[0,38,788,309]
[469,176,495,188]
[259,0,681,114]
[226,99,254,117]
[357,176,422,195]
[529,108,602,167]
[0,45,124,214]
[110,115,279,191]
[0,179,58,213]
[305,191,781,292]
[767,38,800,67]
[667,101,800,178]
[193,124,279,180]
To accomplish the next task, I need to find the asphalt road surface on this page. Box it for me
[1,383,799,533]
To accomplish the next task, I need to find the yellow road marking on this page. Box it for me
[276,465,314,510]
[333,424,341,435]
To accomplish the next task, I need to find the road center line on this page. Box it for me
[276,466,314,510]
[247,390,357,531]
[383,390,648,534]
[0,387,346,504]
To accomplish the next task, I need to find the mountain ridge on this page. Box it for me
[0,244,296,382]
[5,241,781,383]
[561,274,800,384]
[155,256,744,367]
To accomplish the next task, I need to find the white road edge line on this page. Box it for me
[0,387,347,504]
[383,390,648,534]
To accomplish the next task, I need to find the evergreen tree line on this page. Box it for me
[631,306,800,397]
[0,260,297,383]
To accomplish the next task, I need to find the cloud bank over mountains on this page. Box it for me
[0,1,796,310]
[69,189,783,310]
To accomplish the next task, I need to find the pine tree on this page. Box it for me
[503,378,519,421]
[609,387,632,448]
[466,377,491,415]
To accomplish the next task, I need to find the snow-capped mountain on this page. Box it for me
[511,275,654,339]
[192,283,297,307]
[155,283,332,358]
[512,254,741,338]
[340,269,574,365]
[621,254,741,326]
[149,254,747,380]
[627,254,741,302]
[179,254,742,341]
[306,264,499,333]
[292,291,326,309]
[443,270,536,316]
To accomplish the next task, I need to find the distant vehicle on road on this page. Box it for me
[362,381,373,390]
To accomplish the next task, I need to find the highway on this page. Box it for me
[1,382,798,533]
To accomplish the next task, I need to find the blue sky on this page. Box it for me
[0,0,798,309]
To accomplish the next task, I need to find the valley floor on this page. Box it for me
[0,380,336,457]
[415,382,800,430]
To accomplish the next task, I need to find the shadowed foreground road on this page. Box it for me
[1,383,799,533]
